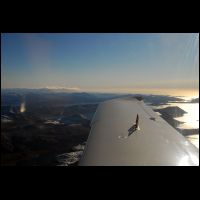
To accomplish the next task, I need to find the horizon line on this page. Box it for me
[1,87,199,97]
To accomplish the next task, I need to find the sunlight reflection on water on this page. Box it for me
[151,96,199,149]
[173,103,199,129]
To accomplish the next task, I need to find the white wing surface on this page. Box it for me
[79,97,199,166]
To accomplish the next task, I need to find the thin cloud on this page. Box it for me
[44,86,81,91]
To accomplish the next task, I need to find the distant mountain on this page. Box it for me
[1,87,80,94]
[1,89,127,110]
[2,89,187,110]
[142,95,184,106]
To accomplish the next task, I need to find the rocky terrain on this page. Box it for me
[1,112,91,166]
[1,90,198,166]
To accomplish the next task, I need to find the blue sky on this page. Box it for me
[1,33,199,94]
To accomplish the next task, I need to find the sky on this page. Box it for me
[1,33,199,95]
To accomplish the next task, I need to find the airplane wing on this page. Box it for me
[79,97,199,166]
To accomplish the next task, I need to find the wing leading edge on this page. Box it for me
[79,97,199,166]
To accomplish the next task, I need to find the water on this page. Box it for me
[171,102,199,149]
[152,97,199,148]
[151,102,199,129]
[173,103,199,129]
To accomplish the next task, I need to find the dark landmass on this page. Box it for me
[1,89,198,166]
[1,90,122,166]
[154,106,188,129]
[154,106,187,118]
[176,128,199,136]
[1,101,100,166]
[154,106,187,128]
[1,112,91,166]
[158,115,185,128]
[1,88,125,107]
[1,88,185,107]
[190,98,199,103]
[153,106,199,141]
[142,95,184,106]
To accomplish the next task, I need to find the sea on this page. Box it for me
[152,94,199,148]
[171,102,199,148]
